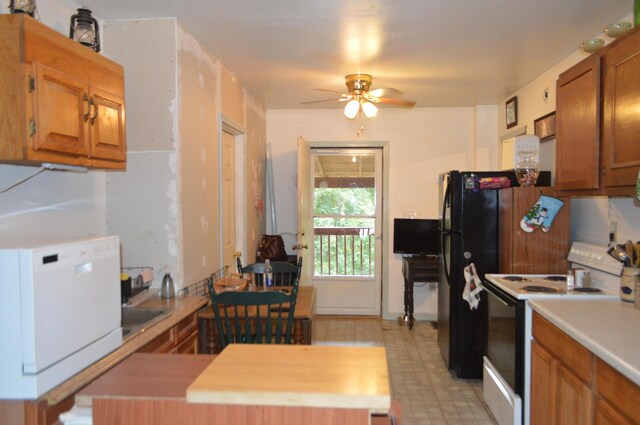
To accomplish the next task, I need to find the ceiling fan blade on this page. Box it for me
[368,87,403,97]
[301,98,349,104]
[313,88,349,96]
[373,97,416,108]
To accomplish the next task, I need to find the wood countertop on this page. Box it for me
[44,294,208,405]
[76,353,215,406]
[186,344,391,413]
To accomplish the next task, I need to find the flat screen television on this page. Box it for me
[393,218,439,256]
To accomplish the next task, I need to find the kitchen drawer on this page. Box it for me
[174,331,198,354]
[175,313,198,344]
[137,328,175,353]
[532,313,594,385]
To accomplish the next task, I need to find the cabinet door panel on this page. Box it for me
[602,29,640,189]
[33,63,89,156]
[557,364,593,425]
[89,86,126,161]
[556,54,601,190]
[531,341,557,425]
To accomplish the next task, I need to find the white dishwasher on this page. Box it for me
[0,236,122,399]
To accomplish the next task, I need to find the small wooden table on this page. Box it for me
[401,256,438,329]
[198,285,316,353]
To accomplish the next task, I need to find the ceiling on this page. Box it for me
[81,0,632,109]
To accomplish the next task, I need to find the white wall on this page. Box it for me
[499,12,640,247]
[0,0,110,240]
[267,106,498,320]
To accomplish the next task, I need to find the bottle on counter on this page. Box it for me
[264,259,273,290]
[161,272,175,299]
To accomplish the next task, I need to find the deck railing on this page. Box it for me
[314,227,375,276]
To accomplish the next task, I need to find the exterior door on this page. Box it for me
[299,144,383,316]
[297,137,312,286]
[221,130,236,269]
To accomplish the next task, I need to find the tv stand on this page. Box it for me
[400,255,438,329]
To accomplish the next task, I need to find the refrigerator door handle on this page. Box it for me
[441,176,453,285]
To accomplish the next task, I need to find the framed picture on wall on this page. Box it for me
[534,111,556,142]
[505,96,518,129]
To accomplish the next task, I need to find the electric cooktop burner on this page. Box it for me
[521,285,564,293]
[572,287,602,293]
[504,276,531,282]
[544,276,567,282]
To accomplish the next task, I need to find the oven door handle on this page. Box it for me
[482,282,516,307]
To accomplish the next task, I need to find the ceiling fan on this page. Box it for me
[303,74,416,119]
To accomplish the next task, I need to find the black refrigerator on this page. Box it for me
[436,170,550,379]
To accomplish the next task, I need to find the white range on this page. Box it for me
[481,242,623,425]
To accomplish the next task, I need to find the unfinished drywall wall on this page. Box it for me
[177,24,221,285]
[103,19,181,286]
[103,18,267,289]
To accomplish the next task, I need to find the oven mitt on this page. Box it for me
[463,263,483,310]
[520,194,564,233]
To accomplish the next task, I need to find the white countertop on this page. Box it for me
[528,299,640,386]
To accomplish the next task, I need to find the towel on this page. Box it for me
[463,263,483,310]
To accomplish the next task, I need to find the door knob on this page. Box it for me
[292,244,308,250]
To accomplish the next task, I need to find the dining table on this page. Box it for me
[198,284,317,353]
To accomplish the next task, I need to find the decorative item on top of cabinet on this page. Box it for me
[0,14,126,170]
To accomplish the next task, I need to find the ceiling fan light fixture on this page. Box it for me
[362,100,377,118]
[344,99,360,119]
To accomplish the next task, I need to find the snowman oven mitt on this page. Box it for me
[520,194,564,233]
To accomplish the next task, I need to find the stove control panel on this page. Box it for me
[568,242,624,276]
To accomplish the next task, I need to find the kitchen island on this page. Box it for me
[77,347,398,425]
[528,299,640,424]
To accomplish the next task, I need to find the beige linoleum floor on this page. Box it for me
[314,317,497,425]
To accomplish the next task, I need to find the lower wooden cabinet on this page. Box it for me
[596,399,635,425]
[532,312,640,425]
[138,312,199,354]
[531,341,593,425]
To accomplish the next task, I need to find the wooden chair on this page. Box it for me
[239,257,302,287]
[206,277,299,351]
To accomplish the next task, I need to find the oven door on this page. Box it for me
[482,281,523,425]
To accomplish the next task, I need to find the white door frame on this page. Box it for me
[219,115,246,268]
[303,140,390,318]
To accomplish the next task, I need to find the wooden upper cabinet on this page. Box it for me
[555,26,640,196]
[555,54,601,191]
[0,14,126,170]
[601,29,640,190]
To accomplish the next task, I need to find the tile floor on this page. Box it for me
[314,317,497,425]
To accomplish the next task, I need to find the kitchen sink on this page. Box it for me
[121,306,172,339]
